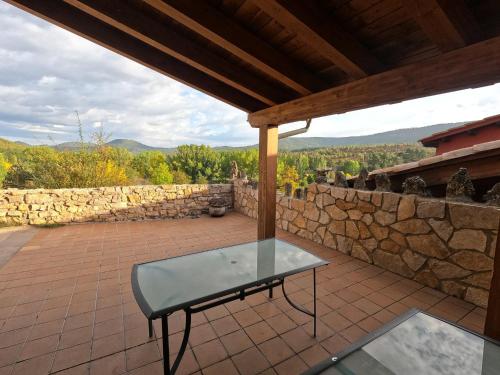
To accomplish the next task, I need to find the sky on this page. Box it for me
[1,2,499,148]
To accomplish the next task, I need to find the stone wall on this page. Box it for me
[234,179,499,307]
[0,184,233,225]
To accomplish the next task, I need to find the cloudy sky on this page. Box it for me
[1,2,499,147]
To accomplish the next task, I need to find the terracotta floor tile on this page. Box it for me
[203,305,229,321]
[64,312,94,332]
[220,330,254,356]
[274,355,308,375]
[337,304,368,324]
[352,298,383,315]
[201,358,239,375]
[36,306,67,324]
[253,302,282,320]
[244,321,277,345]
[299,344,329,367]
[321,311,352,332]
[258,337,294,366]
[320,334,350,354]
[91,332,125,360]
[20,334,59,361]
[125,341,160,371]
[12,352,54,375]
[30,319,64,340]
[280,327,316,353]
[233,308,262,328]
[357,316,383,333]
[210,315,240,337]
[0,327,31,349]
[266,314,297,335]
[188,323,216,347]
[232,347,270,375]
[192,338,227,368]
[339,325,367,343]
[89,351,126,375]
[0,344,22,367]
[93,318,123,340]
[51,341,92,372]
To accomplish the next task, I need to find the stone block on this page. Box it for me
[382,193,400,212]
[374,211,396,226]
[319,211,330,225]
[373,250,413,278]
[303,202,320,221]
[449,203,499,229]
[330,187,347,200]
[337,235,354,254]
[360,238,378,252]
[323,231,336,249]
[361,214,373,225]
[307,220,320,233]
[369,223,389,240]
[441,281,466,298]
[292,215,306,229]
[380,239,400,253]
[351,243,371,263]
[401,250,426,271]
[325,205,348,220]
[416,199,445,219]
[449,229,487,252]
[397,195,415,221]
[428,219,454,242]
[464,272,492,289]
[428,259,471,279]
[389,231,407,247]
[357,201,376,213]
[450,251,493,271]
[390,219,430,234]
[414,270,440,288]
[347,209,363,220]
[345,221,360,239]
[358,222,371,239]
[464,287,488,308]
[407,234,449,259]
[328,220,345,235]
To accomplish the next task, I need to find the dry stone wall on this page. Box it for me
[234,179,499,307]
[0,184,232,225]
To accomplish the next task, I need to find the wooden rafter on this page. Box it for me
[252,0,384,79]
[248,36,500,127]
[63,0,295,106]
[402,0,481,52]
[6,0,267,112]
[144,0,327,96]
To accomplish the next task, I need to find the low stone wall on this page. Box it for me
[234,179,499,307]
[0,184,233,225]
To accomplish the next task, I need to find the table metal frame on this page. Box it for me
[303,308,500,375]
[131,239,327,375]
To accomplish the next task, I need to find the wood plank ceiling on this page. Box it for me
[6,0,500,124]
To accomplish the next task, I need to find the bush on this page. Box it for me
[172,170,191,184]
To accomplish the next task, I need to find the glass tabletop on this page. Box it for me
[318,312,500,375]
[132,238,328,318]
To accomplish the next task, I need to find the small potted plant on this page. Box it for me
[209,197,227,217]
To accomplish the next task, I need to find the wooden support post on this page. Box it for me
[485,218,500,340]
[258,125,278,240]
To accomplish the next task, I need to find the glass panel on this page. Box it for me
[322,312,500,375]
[134,238,325,315]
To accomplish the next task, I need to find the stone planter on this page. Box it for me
[209,206,226,217]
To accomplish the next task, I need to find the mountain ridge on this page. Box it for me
[2,121,467,152]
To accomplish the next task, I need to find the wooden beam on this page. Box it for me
[144,0,327,96]
[258,125,278,240]
[485,218,500,340]
[252,0,383,79]
[6,0,267,113]
[63,0,295,106]
[402,0,482,52]
[248,36,500,127]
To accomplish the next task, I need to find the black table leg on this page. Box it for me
[162,315,170,375]
[148,318,153,338]
[313,267,317,337]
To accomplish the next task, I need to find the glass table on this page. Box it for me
[305,309,500,375]
[132,238,328,375]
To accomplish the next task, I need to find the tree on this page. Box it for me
[172,170,191,184]
[149,163,174,184]
[341,160,361,176]
[0,153,11,187]
[277,163,300,191]
[131,151,172,184]
[168,145,221,183]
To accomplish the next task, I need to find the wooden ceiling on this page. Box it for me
[7,0,500,125]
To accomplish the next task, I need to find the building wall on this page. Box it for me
[234,179,499,308]
[435,125,500,154]
[0,184,233,225]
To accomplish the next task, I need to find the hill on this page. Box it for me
[1,121,468,152]
[275,122,466,150]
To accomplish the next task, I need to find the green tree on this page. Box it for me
[172,170,191,184]
[0,153,10,186]
[149,163,174,184]
[168,145,221,183]
[341,160,361,176]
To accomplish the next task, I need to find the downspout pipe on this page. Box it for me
[278,119,311,139]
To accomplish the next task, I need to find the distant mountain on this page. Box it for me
[1,121,470,153]
[275,122,467,150]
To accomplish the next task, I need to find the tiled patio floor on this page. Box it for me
[0,212,486,375]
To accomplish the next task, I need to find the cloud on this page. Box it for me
[0,2,499,147]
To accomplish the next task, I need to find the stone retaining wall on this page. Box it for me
[234,179,499,307]
[0,184,233,225]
